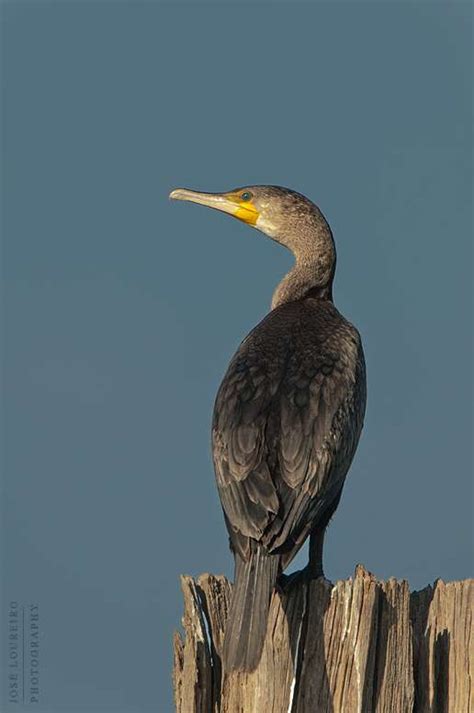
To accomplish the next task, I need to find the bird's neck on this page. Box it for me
[271,251,335,310]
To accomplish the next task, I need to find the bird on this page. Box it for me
[169,185,366,673]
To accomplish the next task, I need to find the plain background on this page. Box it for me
[1,1,472,712]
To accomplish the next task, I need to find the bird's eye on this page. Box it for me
[240,191,253,202]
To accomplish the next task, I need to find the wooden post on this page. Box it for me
[173,566,473,713]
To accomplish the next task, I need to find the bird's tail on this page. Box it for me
[222,544,280,673]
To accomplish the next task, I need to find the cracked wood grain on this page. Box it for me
[173,566,473,713]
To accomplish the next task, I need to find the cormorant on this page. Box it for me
[170,185,366,673]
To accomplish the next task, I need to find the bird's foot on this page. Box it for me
[277,564,326,595]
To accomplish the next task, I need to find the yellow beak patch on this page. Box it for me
[222,190,259,225]
[235,203,259,225]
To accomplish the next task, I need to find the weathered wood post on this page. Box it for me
[173,566,473,712]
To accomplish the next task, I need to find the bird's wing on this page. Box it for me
[212,301,365,559]
[266,325,366,555]
[212,333,284,544]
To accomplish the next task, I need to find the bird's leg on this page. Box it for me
[307,527,325,579]
[277,528,326,594]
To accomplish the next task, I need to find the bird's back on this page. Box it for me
[212,297,366,568]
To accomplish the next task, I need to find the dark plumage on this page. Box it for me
[170,184,367,673]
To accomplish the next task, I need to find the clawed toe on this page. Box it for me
[277,565,325,594]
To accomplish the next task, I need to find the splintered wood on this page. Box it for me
[173,566,473,713]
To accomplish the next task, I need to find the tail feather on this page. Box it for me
[223,544,280,673]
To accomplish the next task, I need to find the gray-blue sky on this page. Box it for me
[1,2,472,712]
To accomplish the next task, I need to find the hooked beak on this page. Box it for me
[169,188,259,225]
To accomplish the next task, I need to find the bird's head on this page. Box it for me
[169,185,333,258]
